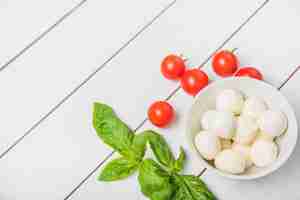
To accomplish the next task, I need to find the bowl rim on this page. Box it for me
[186,77,298,180]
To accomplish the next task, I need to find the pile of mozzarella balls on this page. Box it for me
[194,89,288,174]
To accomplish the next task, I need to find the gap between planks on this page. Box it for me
[0,0,88,73]
[0,0,177,160]
[63,0,271,199]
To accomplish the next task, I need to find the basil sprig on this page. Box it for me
[93,102,216,200]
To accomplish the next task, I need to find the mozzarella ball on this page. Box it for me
[211,111,237,139]
[201,110,218,130]
[250,140,278,167]
[259,110,288,138]
[232,144,253,168]
[234,115,258,145]
[216,89,244,115]
[215,149,246,174]
[194,131,221,160]
[220,139,232,150]
[243,97,268,119]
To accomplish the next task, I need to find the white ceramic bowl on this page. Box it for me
[186,77,298,180]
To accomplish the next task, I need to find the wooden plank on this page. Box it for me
[0,0,82,69]
[0,0,173,156]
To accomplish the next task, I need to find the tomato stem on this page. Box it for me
[231,47,238,53]
[179,53,188,62]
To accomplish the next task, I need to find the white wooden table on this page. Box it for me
[0,0,299,199]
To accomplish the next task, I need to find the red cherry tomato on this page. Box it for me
[181,69,209,96]
[212,50,238,77]
[161,54,186,80]
[148,101,174,128]
[235,67,263,80]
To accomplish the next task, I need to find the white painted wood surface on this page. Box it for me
[0,0,82,68]
[0,0,172,155]
[0,0,299,200]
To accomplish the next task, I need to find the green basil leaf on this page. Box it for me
[98,157,139,181]
[173,147,186,172]
[172,175,216,200]
[146,130,175,168]
[93,103,134,157]
[93,102,115,121]
[138,159,175,200]
[130,132,149,161]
